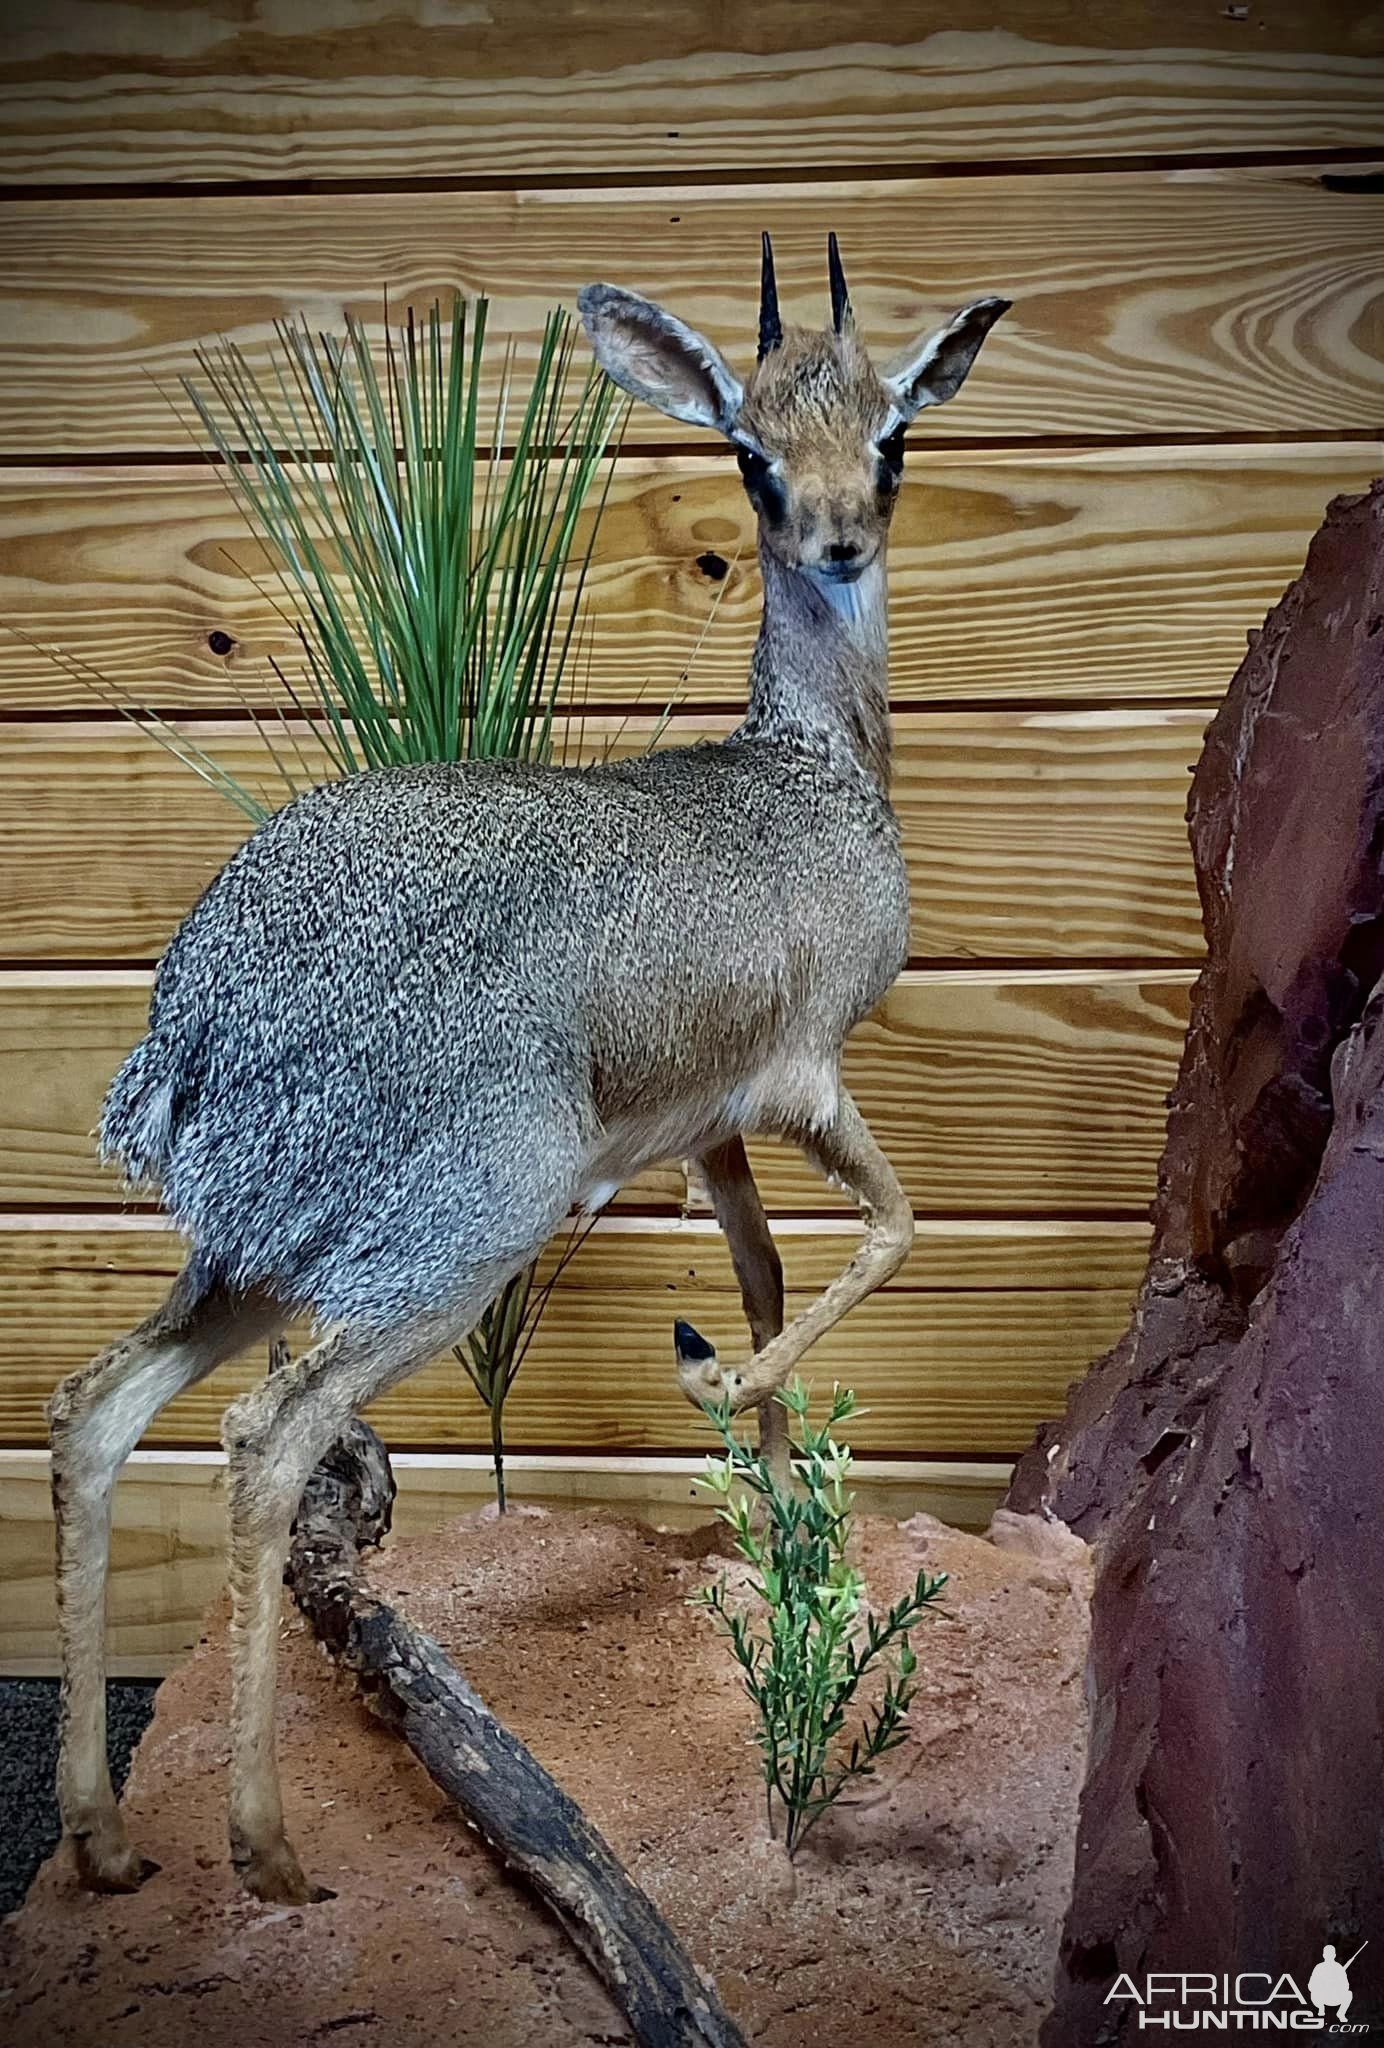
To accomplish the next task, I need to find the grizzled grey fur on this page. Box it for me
[103,741,906,1329]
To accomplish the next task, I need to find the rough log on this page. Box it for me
[285,1418,747,2048]
[1005,479,1384,2039]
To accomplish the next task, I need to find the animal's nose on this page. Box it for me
[826,540,861,565]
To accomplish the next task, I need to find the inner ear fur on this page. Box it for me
[577,284,743,434]
[884,295,1011,419]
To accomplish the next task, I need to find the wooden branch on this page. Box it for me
[284,1417,748,2048]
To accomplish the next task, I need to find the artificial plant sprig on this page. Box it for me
[182,297,623,787]
[693,1379,947,1856]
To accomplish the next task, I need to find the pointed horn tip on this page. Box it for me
[757,229,784,360]
[827,231,851,333]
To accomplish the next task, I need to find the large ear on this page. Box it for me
[883,295,1011,420]
[578,284,743,434]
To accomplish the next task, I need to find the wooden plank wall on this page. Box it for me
[0,4,1381,1661]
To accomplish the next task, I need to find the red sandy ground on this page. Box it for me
[1,1506,1089,2046]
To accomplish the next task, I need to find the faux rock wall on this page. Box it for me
[1005,481,1384,2042]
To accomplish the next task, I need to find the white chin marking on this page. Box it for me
[807,557,885,634]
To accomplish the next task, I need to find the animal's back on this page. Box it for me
[102,747,905,1322]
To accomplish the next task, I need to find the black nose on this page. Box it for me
[826,540,861,564]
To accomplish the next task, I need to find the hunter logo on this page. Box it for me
[1311,1950,1363,2026]
[1105,1942,1372,2031]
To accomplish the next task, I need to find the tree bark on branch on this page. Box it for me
[284,1416,747,2048]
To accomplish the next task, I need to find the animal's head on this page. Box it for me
[578,235,1008,591]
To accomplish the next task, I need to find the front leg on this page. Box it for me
[676,1093,913,1413]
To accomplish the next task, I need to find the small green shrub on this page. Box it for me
[693,1380,947,1857]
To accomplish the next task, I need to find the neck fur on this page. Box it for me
[736,542,892,789]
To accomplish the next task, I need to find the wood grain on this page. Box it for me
[0,1,1380,184]
[0,712,1208,962]
[3,443,1377,711]
[0,1448,1013,1676]
[0,1218,1147,1453]
[2,167,1381,454]
[0,967,1190,1216]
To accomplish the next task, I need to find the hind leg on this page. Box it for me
[221,1256,544,1904]
[695,1137,789,1484]
[48,1269,284,1891]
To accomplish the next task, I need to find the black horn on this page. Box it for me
[758,230,783,360]
[827,230,851,333]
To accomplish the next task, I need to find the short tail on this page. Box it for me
[100,1033,182,1188]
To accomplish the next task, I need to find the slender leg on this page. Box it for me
[220,1263,537,1905]
[676,1092,913,1414]
[48,1272,284,1891]
[694,1136,789,1483]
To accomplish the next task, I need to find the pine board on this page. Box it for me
[0,712,1209,962]
[0,1217,1146,1454]
[0,967,1190,1217]
[2,443,1377,710]
[0,1446,1014,1676]
[0,2,1380,184]
[2,167,1382,454]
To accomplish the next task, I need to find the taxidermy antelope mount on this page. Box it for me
[47,235,1008,1905]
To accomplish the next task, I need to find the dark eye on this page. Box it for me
[735,445,787,524]
[876,422,907,488]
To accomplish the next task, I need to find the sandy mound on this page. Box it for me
[2,1505,1089,2046]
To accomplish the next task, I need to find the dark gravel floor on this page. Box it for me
[0,1680,157,1915]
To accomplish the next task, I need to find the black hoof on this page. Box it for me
[674,1319,715,1362]
[76,1847,161,1895]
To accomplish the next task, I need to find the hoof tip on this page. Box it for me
[673,1319,715,1362]
[234,1841,332,1906]
[74,1846,160,1895]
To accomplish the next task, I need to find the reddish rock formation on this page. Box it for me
[1011,479,1384,1536]
[1006,480,1384,2040]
